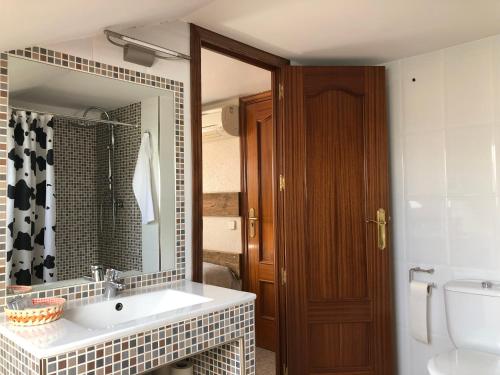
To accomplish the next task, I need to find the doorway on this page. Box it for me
[191,25,396,375]
[191,25,288,375]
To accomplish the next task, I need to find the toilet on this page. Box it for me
[428,280,500,374]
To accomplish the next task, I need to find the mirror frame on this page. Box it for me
[0,47,186,308]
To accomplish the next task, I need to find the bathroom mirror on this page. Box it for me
[5,56,177,291]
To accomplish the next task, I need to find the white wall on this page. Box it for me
[43,21,193,279]
[202,136,242,253]
[386,35,500,374]
[202,137,241,193]
[201,97,243,254]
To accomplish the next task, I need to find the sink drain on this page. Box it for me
[115,303,123,311]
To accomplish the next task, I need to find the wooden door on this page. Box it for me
[241,91,276,352]
[281,67,394,375]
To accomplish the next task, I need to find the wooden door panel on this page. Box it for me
[242,91,276,352]
[258,263,274,280]
[305,90,368,302]
[258,115,274,264]
[259,280,276,318]
[282,67,394,375]
[258,302,277,350]
[307,300,372,322]
[309,322,371,369]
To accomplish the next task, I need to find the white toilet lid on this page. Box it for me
[428,349,500,375]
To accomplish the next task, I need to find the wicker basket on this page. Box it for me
[5,297,66,326]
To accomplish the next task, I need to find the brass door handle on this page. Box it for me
[365,208,387,250]
[248,208,259,238]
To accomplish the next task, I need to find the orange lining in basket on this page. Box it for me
[9,310,63,323]
[5,297,66,326]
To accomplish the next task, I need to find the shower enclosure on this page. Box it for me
[82,107,119,235]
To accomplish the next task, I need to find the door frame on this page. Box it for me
[189,24,289,374]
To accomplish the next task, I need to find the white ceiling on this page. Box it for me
[185,0,500,64]
[201,48,270,104]
[0,0,210,52]
[9,57,168,114]
[3,1,500,65]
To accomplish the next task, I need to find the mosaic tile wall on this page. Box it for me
[0,332,40,375]
[41,301,255,375]
[97,103,142,272]
[193,342,243,374]
[1,47,185,308]
[53,119,99,281]
[52,104,142,280]
[0,298,254,375]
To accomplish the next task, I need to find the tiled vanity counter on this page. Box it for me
[0,281,256,375]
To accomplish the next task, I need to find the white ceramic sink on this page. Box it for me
[0,281,255,358]
[64,288,212,330]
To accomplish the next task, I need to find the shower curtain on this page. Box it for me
[6,111,56,285]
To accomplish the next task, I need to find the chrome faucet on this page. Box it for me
[103,268,125,299]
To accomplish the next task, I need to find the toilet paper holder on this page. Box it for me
[409,267,437,289]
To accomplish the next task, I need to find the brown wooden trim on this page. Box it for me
[240,90,273,105]
[275,68,288,375]
[192,25,289,71]
[203,192,241,216]
[190,23,203,284]
[190,23,289,375]
[239,97,249,292]
[281,66,306,375]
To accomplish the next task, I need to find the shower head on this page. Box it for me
[77,107,112,127]
[82,106,111,121]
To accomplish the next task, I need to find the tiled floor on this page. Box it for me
[256,347,275,375]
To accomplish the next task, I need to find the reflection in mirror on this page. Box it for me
[6,56,176,293]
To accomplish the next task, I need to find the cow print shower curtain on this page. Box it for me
[6,111,56,285]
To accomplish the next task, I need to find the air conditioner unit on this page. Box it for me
[202,105,239,140]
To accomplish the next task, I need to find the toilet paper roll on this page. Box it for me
[409,280,430,344]
[170,359,193,375]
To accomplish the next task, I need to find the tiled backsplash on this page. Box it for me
[54,120,99,281]
[386,34,500,374]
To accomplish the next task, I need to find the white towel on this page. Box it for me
[133,132,155,224]
[409,281,430,344]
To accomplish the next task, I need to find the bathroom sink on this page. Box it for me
[0,281,255,358]
[64,288,212,330]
